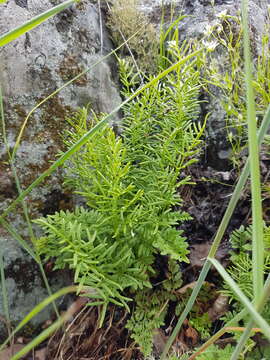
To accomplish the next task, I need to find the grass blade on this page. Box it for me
[210,259,270,341]
[161,104,270,359]
[0,285,79,352]
[230,273,270,360]
[0,0,77,47]
[241,0,264,300]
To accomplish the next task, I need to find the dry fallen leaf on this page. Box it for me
[189,242,229,268]
[208,293,229,322]
[176,281,214,295]
[172,319,199,355]
[184,321,199,346]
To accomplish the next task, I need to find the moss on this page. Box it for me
[38,95,73,138]
[13,104,27,119]
[74,28,99,53]
[27,66,56,93]
[55,8,76,33]
[75,0,86,11]
[5,258,39,292]
[58,55,88,85]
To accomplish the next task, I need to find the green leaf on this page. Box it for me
[0,0,77,47]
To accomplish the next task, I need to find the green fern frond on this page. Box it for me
[194,344,234,360]
[222,224,270,323]
[223,253,253,301]
[34,207,147,307]
[34,35,205,351]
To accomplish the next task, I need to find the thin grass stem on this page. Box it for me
[241,0,264,301]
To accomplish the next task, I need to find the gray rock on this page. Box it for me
[0,228,72,341]
[138,0,269,169]
[0,0,121,338]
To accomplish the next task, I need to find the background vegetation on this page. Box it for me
[0,0,270,359]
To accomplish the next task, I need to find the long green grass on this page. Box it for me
[161,0,270,358]
[1,0,270,358]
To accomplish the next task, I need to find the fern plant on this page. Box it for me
[194,344,234,360]
[34,38,205,353]
[35,206,143,307]
[127,258,183,356]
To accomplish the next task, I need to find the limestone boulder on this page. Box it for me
[0,0,121,339]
